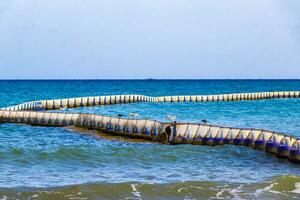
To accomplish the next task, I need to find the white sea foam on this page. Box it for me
[129,183,142,200]
[254,182,285,198]
[291,182,300,194]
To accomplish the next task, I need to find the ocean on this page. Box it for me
[0,80,300,199]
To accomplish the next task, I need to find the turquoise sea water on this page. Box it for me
[1,80,300,199]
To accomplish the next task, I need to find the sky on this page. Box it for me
[0,0,299,79]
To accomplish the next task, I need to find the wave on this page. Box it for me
[1,176,300,200]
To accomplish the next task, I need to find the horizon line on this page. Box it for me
[0,78,300,81]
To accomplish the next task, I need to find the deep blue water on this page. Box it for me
[1,80,300,199]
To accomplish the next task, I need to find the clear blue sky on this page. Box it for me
[0,0,299,79]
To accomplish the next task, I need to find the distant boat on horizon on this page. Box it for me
[145,78,156,80]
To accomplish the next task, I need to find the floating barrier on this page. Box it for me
[0,110,300,164]
[1,91,300,111]
[1,91,300,164]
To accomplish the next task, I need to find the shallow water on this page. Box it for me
[0,80,300,199]
[2,176,300,200]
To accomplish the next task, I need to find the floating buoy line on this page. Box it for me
[0,91,300,163]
